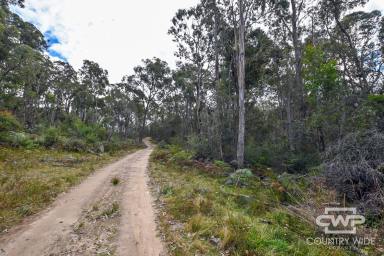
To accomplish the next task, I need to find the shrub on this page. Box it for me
[213,160,232,173]
[225,169,255,187]
[63,138,87,152]
[187,135,211,159]
[41,127,61,148]
[62,117,107,144]
[158,140,167,149]
[324,130,384,219]
[170,150,194,165]
[284,153,319,173]
[0,111,22,132]
[1,131,37,148]
[104,138,136,152]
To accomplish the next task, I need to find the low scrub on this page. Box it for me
[324,130,384,219]
[149,146,350,256]
[0,111,22,132]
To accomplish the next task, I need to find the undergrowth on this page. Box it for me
[149,145,351,256]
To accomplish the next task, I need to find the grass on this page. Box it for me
[149,146,351,256]
[111,177,120,186]
[0,144,139,232]
[100,202,120,218]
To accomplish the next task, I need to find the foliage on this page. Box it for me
[0,111,21,132]
[149,146,350,255]
[303,44,340,106]
[0,131,37,149]
[41,127,62,148]
[213,160,232,173]
[324,130,384,219]
[186,135,212,159]
[225,169,255,187]
[63,138,87,152]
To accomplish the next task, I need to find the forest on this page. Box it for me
[0,0,384,255]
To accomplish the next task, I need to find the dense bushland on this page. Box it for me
[0,111,136,153]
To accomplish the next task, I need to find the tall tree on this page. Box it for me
[123,58,171,140]
[237,0,246,167]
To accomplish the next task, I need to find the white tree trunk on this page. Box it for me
[237,0,246,168]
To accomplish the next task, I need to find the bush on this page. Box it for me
[187,135,211,159]
[284,153,319,173]
[0,111,22,132]
[170,149,194,165]
[61,117,107,144]
[158,140,167,149]
[41,127,61,148]
[225,169,255,187]
[1,131,37,149]
[63,138,87,152]
[213,160,232,173]
[324,130,384,218]
[104,138,135,153]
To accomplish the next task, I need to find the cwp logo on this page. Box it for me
[316,207,365,234]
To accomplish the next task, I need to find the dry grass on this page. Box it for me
[149,147,351,256]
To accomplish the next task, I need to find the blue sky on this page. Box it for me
[44,30,67,61]
[13,0,383,83]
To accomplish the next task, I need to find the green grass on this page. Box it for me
[0,145,139,232]
[149,147,350,256]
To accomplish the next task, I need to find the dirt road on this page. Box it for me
[0,139,165,256]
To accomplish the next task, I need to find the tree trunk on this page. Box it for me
[291,0,306,148]
[286,81,295,151]
[213,0,224,160]
[195,64,203,135]
[237,0,246,168]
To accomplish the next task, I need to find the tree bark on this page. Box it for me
[213,0,224,160]
[291,0,306,148]
[237,0,246,168]
[286,81,295,151]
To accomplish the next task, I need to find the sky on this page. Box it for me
[12,0,384,83]
[13,0,199,83]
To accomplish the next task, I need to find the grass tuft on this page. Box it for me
[111,177,120,186]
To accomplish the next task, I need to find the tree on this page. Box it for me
[169,5,213,134]
[237,0,246,167]
[123,58,171,140]
[77,60,109,123]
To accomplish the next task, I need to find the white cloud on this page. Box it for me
[365,0,384,12]
[14,0,199,83]
[12,0,384,83]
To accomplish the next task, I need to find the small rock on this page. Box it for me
[170,222,184,231]
[260,219,272,225]
[209,236,221,246]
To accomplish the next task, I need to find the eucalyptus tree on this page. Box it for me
[169,4,213,134]
[49,61,78,123]
[123,58,172,140]
[320,0,382,95]
[220,0,269,167]
[77,60,109,124]
[266,0,316,151]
